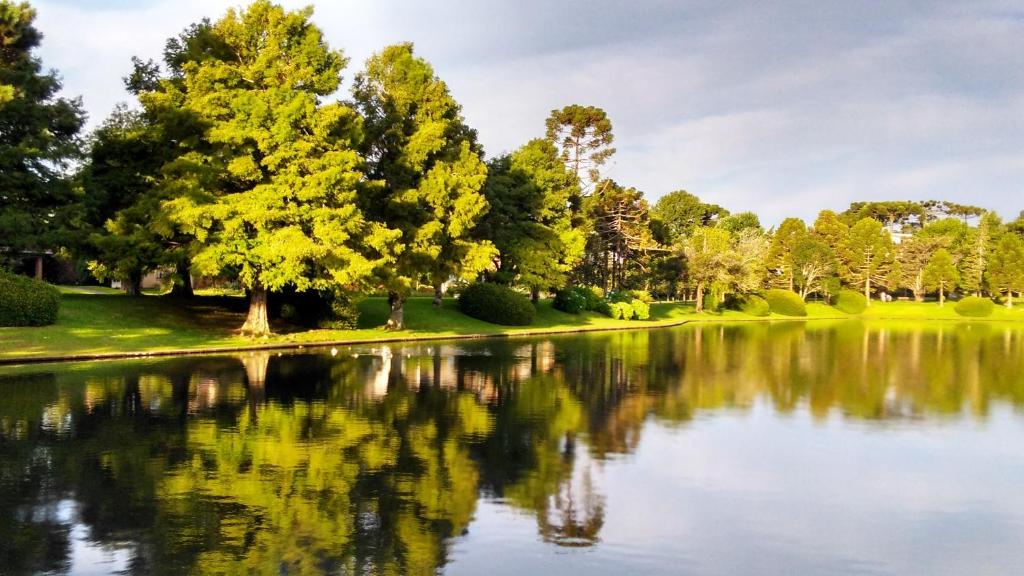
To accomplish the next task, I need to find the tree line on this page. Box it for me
[2,0,1023,335]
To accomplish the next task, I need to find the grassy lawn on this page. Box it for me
[1,291,1022,362]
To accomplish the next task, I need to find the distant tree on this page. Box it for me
[718,211,762,234]
[895,234,947,301]
[960,212,1001,296]
[922,249,959,306]
[767,217,807,291]
[650,190,728,243]
[353,43,493,327]
[986,234,1024,308]
[844,218,895,304]
[545,104,615,194]
[730,228,769,295]
[842,201,927,232]
[583,181,655,292]
[812,210,849,270]
[682,226,732,312]
[791,235,835,300]
[478,139,585,300]
[1008,211,1024,237]
[165,2,393,336]
[0,0,85,274]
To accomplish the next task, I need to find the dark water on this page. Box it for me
[2,321,1024,575]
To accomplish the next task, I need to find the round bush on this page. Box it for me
[954,296,994,318]
[833,289,868,315]
[630,298,650,320]
[626,289,653,303]
[764,289,807,317]
[458,282,535,326]
[739,294,770,317]
[553,287,587,314]
[0,270,61,326]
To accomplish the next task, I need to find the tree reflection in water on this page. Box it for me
[1,321,1023,574]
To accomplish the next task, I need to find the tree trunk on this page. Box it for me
[432,283,444,307]
[695,282,705,313]
[240,284,271,337]
[531,286,540,303]
[124,270,143,296]
[864,278,871,306]
[1008,291,1014,309]
[939,284,945,307]
[171,261,194,298]
[386,291,405,331]
[34,255,43,280]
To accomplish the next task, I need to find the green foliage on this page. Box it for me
[609,301,634,320]
[0,0,85,257]
[630,298,650,320]
[269,287,360,329]
[545,104,615,188]
[354,42,494,324]
[844,218,895,296]
[987,234,1024,303]
[954,296,995,318]
[922,248,960,302]
[479,139,585,291]
[729,294,770,317]
[625,289,653,303]
[702,292,720,314]
[765,289,807,317]
[552,287,587,314]
[458,283,535,326]
[0,270,60,326]
[833,289,868,314]
[651,190,728,242]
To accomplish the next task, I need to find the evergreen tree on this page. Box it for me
[922,248,959,306]
[0,0,85,273]
[478,139,585,300]
[987,234,1024,308]
[545,104,615,194]
[165,1,393,336]
[844,218,895,304]
[582,181,655,292]
[767,217,807,291]
[353,43,493,328]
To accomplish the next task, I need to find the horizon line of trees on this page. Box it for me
[2,0,1024,335]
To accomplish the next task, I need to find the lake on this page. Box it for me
[2,320,1024,575]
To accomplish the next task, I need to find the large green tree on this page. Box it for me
[165,1,393,336]
[0,0,84,274]
[987,234,1024,308]
[682,226,732,312]
[353,43,493,328]
[767,217,807,291]
[650,190,727,244]
[479,139,585,300]
[582,181,655,292]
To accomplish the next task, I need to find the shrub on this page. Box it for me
[954,296,995,318]
[833,289,868,315]
[458,282,535,326]
[269,287,360,329]
[0,270,61,326]
[553,287,587,314]
[739,294,770,317]
[764,289,807,317]
[611,301,634,320]
[702,292,720,313]
[578,287,604,312]
[630,298,650,320]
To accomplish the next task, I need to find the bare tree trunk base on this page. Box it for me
[240,286,271,338]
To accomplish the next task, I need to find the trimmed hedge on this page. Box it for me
[0,270,61,326]
[458,282,535,326]
[955,296,995,318]
[739,294,770,317]
[630,298,650,320]
[765,289,807,317]
[833,289,868,315]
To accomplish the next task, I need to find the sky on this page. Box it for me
[30,0,1024,225]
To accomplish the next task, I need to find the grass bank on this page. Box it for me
[1,291,1022,363]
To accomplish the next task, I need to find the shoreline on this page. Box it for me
[3,311,1021,367]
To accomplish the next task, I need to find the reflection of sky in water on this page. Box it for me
[58,500,133,576]
[450,402,1024,576]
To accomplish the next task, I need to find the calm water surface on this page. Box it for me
[2,321,1024,575]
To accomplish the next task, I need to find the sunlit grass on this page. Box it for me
[1,290,1022,362]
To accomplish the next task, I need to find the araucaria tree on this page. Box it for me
[922,248,959,306]
[545,104,615,195]
[479,139,585,300]
[165,2,394,336]
[844,218,895,304]
[0,0,84,273]
[353,43,494,328]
